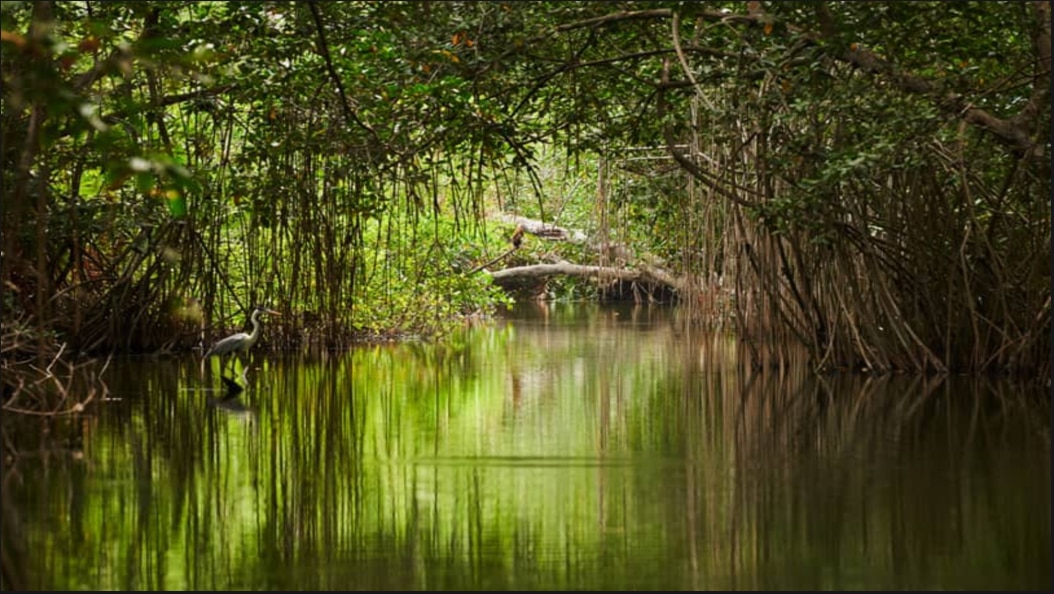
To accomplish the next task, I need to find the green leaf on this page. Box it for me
[166,191,187,218]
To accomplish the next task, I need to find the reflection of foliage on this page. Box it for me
[3,314,1048,589]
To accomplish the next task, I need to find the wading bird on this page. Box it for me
[205,306,280,372]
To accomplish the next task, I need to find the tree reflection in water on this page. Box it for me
[1,304,1049,590]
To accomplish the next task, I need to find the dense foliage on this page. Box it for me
[1,1,1049,375]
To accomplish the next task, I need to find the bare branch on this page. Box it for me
[307,1,380,145]
[487,261,690,295]
[541,4,1047,157]
[552,9,672,33]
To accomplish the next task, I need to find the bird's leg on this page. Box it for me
[219,355,234,379]
[237,351,250,378]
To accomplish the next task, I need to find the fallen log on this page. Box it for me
[483,212,696,298]
[490,213,588,243]
[487,261,690,295]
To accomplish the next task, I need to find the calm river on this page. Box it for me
[2,303,1049,590]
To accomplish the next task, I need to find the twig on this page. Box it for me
[44,342,67,376]
[307,1,380,144]
[469,246,519,274]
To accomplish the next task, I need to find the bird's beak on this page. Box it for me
[265,308,282,316]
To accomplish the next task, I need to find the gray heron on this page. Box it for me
[204,305,281,371]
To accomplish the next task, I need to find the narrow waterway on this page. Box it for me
[2,303,1049,590]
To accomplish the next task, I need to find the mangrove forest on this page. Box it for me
[2,1,1050,387]
[2,2,1051,591]
[4,2,1049,374]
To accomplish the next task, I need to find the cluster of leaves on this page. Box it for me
[350,216,514,338]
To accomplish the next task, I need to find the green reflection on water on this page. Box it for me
[3,303,1049,590]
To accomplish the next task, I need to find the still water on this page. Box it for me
[3,303,1050,590]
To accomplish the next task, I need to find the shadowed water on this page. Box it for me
[2,303,1049,590]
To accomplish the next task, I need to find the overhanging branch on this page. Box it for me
[538,4,1048,158]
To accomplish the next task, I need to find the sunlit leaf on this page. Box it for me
[135,171,155,194]
[166,191,187,218]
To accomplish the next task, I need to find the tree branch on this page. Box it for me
[487,261,690,295]
[552,9,673,34]
[657,57,760,208]
[307,1,380,145]
[540,4,1048,157]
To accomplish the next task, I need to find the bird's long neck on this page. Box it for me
[247,309,263,345]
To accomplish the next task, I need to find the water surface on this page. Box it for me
[3,303,1049,590]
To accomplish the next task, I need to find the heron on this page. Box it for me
[204,305,281,373]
